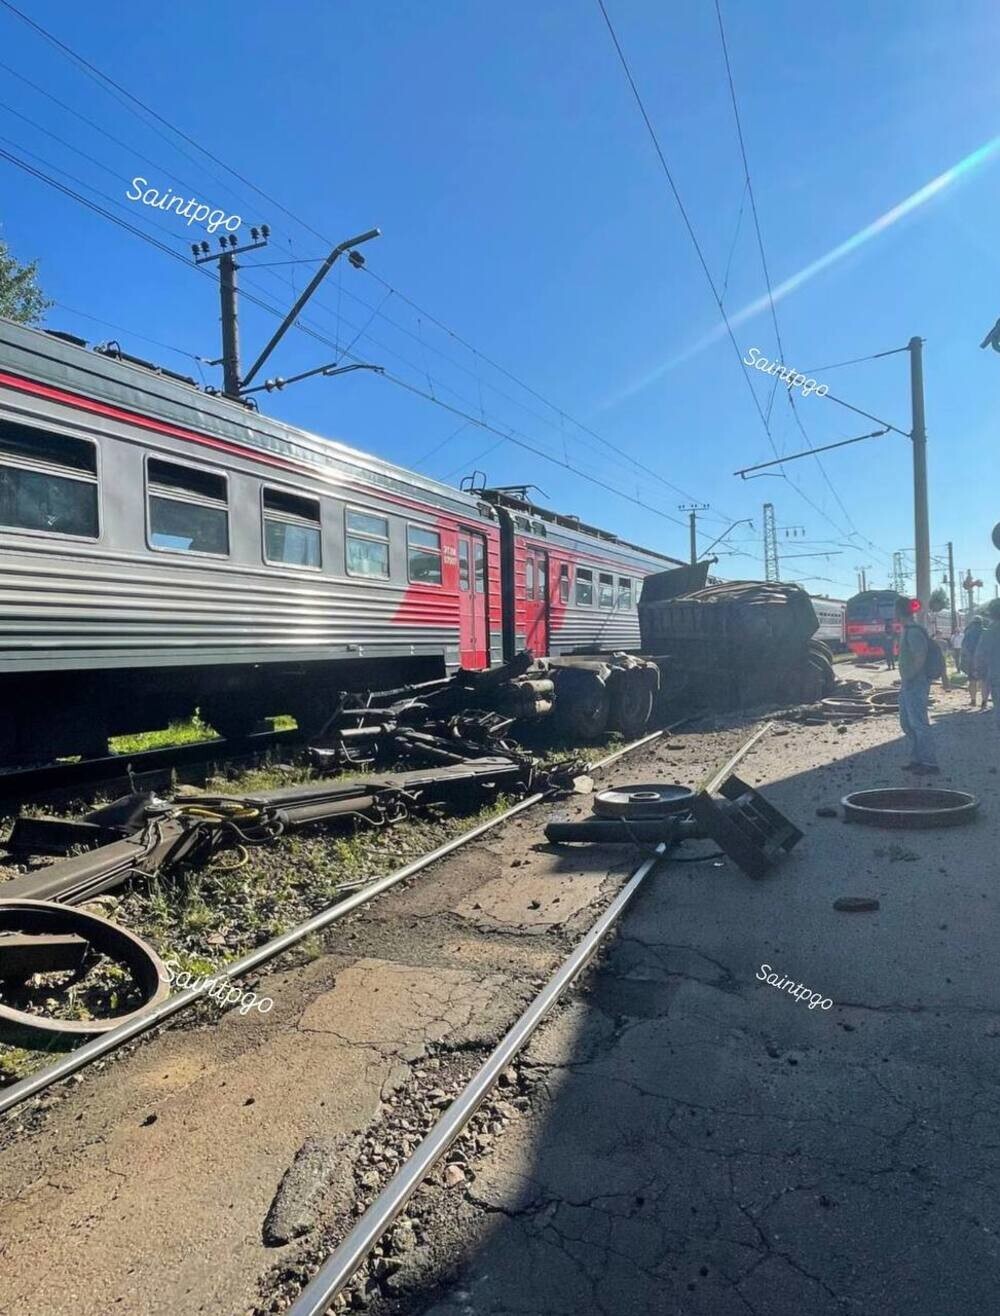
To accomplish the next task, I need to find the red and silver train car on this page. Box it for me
[0,318,681,762]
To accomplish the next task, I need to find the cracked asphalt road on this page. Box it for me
[3,665,996,1316]
[408,668,1000,1316]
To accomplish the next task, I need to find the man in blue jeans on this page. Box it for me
[896,596,939,775]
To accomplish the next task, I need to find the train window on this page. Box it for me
[525,556,535,600]
[598,573,614,608]
[345,508,389,578]
[559,564,570,603]
[407,525,443,585]
[618,576,633,609]
[537,556,547,599]
[458,538,471,591]
[0,420,98,538]
[147,458,228,555]
[263,487,321,569]
[474,540,485,593]
[575,567,593,606]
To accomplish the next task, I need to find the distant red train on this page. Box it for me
[845,589,902,658]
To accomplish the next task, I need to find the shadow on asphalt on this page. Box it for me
[408,697,1000,1316]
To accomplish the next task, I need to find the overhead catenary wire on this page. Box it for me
[596,0,895,570]
[0,0,730,532]
[0,2,767,565]
[0,139,707,543]
[712,0,892,568]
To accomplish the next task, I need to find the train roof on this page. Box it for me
[476,486,684,569]
[0,316,684,571]
[0,317,493,522]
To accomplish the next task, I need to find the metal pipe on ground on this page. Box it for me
[0,726,678,1118]
[286,843,670,1316]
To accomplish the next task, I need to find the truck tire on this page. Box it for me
[608,672,654,739]
[554,670,610,742]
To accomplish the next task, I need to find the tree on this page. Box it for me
[927,587,948,615]
[0,239,51,324]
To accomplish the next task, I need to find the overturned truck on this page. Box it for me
[314,566,836,759]
[639,565,836,710]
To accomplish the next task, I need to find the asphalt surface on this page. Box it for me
[4,666,997,1316]
[411,666,1000,1316]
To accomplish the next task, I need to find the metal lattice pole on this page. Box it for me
[763,502,779,582]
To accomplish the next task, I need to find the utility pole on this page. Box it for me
[194,225,381,401]
[946,540,957,632]
[909,336,931,618]
[219,249,240,398]
[194,229,271,399]
[678,503,708,566]
[762,503,779,582]
[891,551,907,594]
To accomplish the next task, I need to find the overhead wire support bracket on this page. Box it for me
[241,227,381,389]
[734,427,892,480]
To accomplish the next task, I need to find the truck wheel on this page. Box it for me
[608,672,654,739]
[554,672,610,742]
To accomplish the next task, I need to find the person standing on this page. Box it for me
[896,597,939,774]
[960,615,984,707]
[974,603,1000,717]
[882,620,896,670]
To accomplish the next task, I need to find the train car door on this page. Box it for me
[524,547,549,655]
[457,530,489,668]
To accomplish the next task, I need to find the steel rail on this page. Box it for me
[0,726,674,1118]
[699,720,774,795]
[286,843,669,1316]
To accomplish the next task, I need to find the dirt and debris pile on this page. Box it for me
[639,569,834,710]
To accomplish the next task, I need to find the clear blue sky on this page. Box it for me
[1,0,999,601]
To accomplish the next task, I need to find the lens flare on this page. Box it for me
[608,135,1000,406]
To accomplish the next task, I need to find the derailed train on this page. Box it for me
[0,317,683,763]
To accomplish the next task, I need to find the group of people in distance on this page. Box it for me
[888,596,1000,776]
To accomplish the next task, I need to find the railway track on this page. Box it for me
[283,724,768,1315]
[0,726,671,1120]
[0,727,302,803]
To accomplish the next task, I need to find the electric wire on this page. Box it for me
[0,1,728,530]
[597,0,894,568]
[712,0,892,568]
[1,139,705,540]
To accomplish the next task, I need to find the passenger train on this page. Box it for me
[809,595,847,651]
[0,317,683,762]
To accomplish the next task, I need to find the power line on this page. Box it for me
[597,0,897,568]
[801,345,910,375]
[712,0,890,566]
[0,0,730,526]
[1,140,707,551]
[595,1,843,530]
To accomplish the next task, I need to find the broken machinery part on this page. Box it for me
[0,898,171,1048]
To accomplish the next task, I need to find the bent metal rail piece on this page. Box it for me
[286,843,671,1316]
[0,729,670,1119]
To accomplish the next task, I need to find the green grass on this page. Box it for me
[108,712,297,756]
[109,713,220,755]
